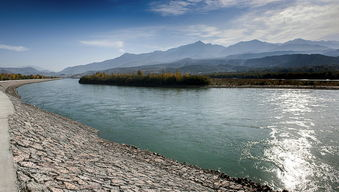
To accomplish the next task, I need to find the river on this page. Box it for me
[17,79,338,192]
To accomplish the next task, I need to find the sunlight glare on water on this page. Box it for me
[260,90,338,191]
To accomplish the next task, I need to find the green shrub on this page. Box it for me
[79,72,210,87]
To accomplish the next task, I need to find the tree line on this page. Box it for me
[0,73,50,81]
[209,71,339,79]
[79,71,211,87]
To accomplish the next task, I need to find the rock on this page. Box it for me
[19,161,38,168]
[25,181,48,191]
[31,173,51,183]
[64,182,79,190]
[111,179,126,185]
[48,187,64,192]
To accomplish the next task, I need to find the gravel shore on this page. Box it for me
[1,79,281,192]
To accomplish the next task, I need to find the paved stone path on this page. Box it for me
[1,80,279,192]
[0,87,17,192]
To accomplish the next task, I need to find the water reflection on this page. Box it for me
[261,90,333,191]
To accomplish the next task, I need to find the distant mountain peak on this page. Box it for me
[194,40,205,44]
[172,40,210,50]
[292,38,305,41]
[248,39,262,43]
[118,52,137,58]
[121,52,135,56]
[175,40,206,47]
[286,38,309,44]
[247,39,264,42]
[234,39,268,45]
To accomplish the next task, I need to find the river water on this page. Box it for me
[18,79,338,191]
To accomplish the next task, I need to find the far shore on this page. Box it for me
[1,79,282,192]
[76,77,339,90]
[208,84,339,89]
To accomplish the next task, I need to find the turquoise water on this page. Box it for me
[18,79,338,191]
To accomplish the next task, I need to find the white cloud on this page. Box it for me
[89,26,197,53]
[151,0,282,16]
[183,24,223,38]
[80,40,124,48]
[82,0,339,53]
[180,0,339,45]
[230,0,339,43]
[151,0,191,16]
[0,44,28,51]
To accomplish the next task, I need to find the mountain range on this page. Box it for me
[96,54,339,75]
[2,38,339,76]
[58,38,339,75]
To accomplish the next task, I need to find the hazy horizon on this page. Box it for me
[1,0,339,71]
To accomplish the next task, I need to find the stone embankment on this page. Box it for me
[1,79,282,192]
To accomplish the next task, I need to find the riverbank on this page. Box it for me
[1,79,281,192]
[209,78,339,89]
[208,84,339,89]
[78,77,339,89]
[0,86,16,192]
[1,79,60,97]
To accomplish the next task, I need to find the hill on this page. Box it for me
[0,67,57,76]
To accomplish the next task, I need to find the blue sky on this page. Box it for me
[1,0,338,71]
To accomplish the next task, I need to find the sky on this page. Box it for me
[0,0,339,71]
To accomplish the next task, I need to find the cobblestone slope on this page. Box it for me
[3,80,280,192]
